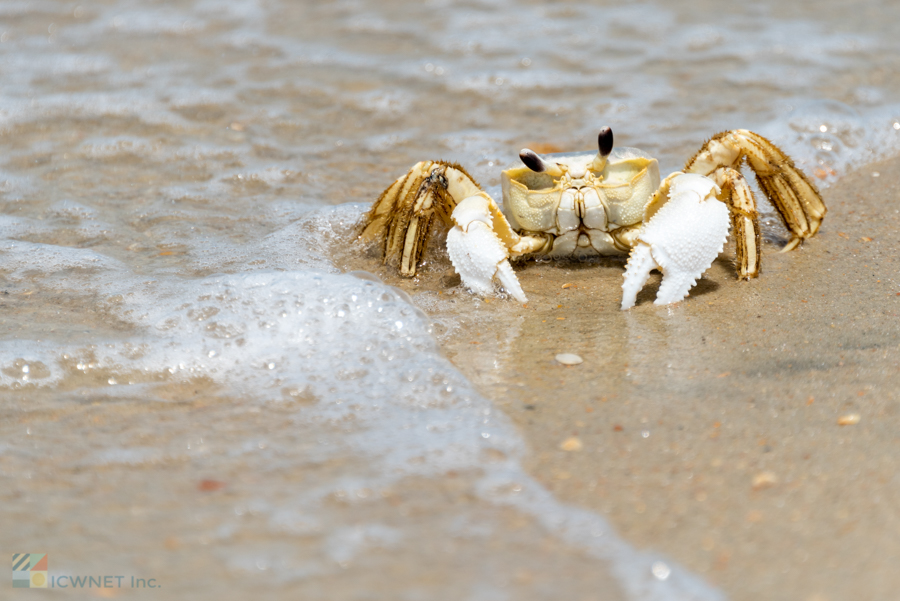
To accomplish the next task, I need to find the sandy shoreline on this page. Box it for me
[3,156,896,600]
[2,157,897,600]
[374,155,900,601]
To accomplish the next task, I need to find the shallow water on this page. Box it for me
[2,1,900,598]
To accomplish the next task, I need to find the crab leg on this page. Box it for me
[360,159,545,299]
[621,173,730,309]
[359,160,483,276]
[712,167,760,279]
[685,129,826,258]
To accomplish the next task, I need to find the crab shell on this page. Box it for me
[500,148,662,256]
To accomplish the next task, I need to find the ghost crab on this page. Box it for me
[359,127,826,309]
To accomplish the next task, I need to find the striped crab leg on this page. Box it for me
[359,160,545,300]
[685,130,827,276]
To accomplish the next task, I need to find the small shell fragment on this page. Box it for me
[559,437,583,452]
[555,353,583,365]
[752,471,778,490]
[837,413,860,426]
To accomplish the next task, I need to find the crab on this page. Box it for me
[358,127,826,309]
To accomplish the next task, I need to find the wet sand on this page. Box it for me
[377,156,900,601]
[1,391,630,600]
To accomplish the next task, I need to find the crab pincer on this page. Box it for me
[621,173,729,309]
[446,195,528,303]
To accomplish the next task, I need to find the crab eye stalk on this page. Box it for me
[519,149,546,173]
[597,126,614,157]
[519,148,564,177]
[592,126,614,172]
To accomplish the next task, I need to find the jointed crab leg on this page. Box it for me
[685,130,826,260]
[712,167,760,279]
[359,160,480,276]
[359,160,545,299]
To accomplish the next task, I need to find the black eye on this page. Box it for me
[597,126,614,156]
[519,149,545,172]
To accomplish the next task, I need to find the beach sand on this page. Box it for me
[4,157,896,601]
[375,156,900,601]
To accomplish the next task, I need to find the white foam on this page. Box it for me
[1,239,125,282]
[762,99,900,187]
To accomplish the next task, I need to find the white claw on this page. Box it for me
[621,173,729,310]
[447,196,527,303]
[620,243,655,310]
[495,260,526,303]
